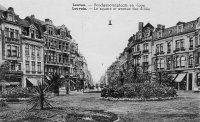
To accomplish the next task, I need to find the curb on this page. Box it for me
[100,96,177,101]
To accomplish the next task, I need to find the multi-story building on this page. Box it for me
[125,19,200,91]
[0,6,23,87]
[19,18,44,87]
[25,15,73,78]
[126,22,154,73]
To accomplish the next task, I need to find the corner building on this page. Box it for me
[126,18,200,91]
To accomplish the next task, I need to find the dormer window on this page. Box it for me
[8,14,14,21]
[191,23,194,28]
[30,30,35,39]
[177,25,183,33]
[36,30,39,39]
[138,33,142,39]
[48,27,53,35]
[158,30,162,38]
[61,30,65,38]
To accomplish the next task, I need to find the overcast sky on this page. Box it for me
[1,0,200,83]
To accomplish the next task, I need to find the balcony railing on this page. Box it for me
[5,37,20,43]
[142,50,149,53]
[189,46,193,50]
[132,51,141,56]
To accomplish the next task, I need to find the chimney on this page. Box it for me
[45,18,50,22]
[30,14,35,18]
[138,22,143,31]
[8,7,14,12]
[157,24,165,30]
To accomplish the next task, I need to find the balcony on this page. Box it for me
[142,50,149,53]
[167,50,171,54]
[5,37,20,43]
[7,70,23,74]
[174,48,180,52]
[188,64,193,68]
[132,51,141,56]
[180,47,185,51]
[189,46,193,50]
[142,62,149,66]
[159,51,165,55]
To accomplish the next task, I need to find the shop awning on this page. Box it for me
[175,73,186,82]
[27,78,39,86]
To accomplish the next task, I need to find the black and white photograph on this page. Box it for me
[0,0,200,121]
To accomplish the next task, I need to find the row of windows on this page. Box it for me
[4,28,19,39]
[156,55,194,70]
[45,52,70,64]
[25,45,41,60]
[25,61,41,73]
[7,44,20,57]
[45,38,70,50]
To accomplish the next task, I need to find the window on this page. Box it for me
[15,30,19,39]
[66,43,69,50]
[32,61,36,72]
[48,27,53,35]
[10,62,15,70]
[10,29,14,38]
[25,45,29,56]
[156,45,159,53]
[30,30,35,39]
[37,47,41,59]
[143,55,148,62]
[137,45,140,51]
[143,43,149,51]
[176,56,180,67]
[59,41,62,50]
[26,61,30,72]
[177,25,183,33]
[180,41,184,48]
[167,58,171,69]
[31,46,35,59]
[189,55,193,66]
[167,42,171,52]
[8,15,14,21]
[160,44,163,52]
[189,37,193,49]
[5,28,9,37]
[160,59,165,69]
[156,43,164,54]
[175,39,184,50]
[158,31,162,38]
[36,30,39,38]
[180,56,186,67]
[12,45,17,57]
[37,62,41,73]
[7,45,11,57]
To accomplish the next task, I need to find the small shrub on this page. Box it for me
[0,87,34,98]
[101,82,177,99]
[0,99,8,107]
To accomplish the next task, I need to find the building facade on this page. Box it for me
[124,19,200,91]
[19,19,44,87]
[0,7,23,87]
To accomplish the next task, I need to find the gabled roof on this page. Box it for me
[143,23,154,30]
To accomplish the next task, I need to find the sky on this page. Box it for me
[1,0,200,83]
